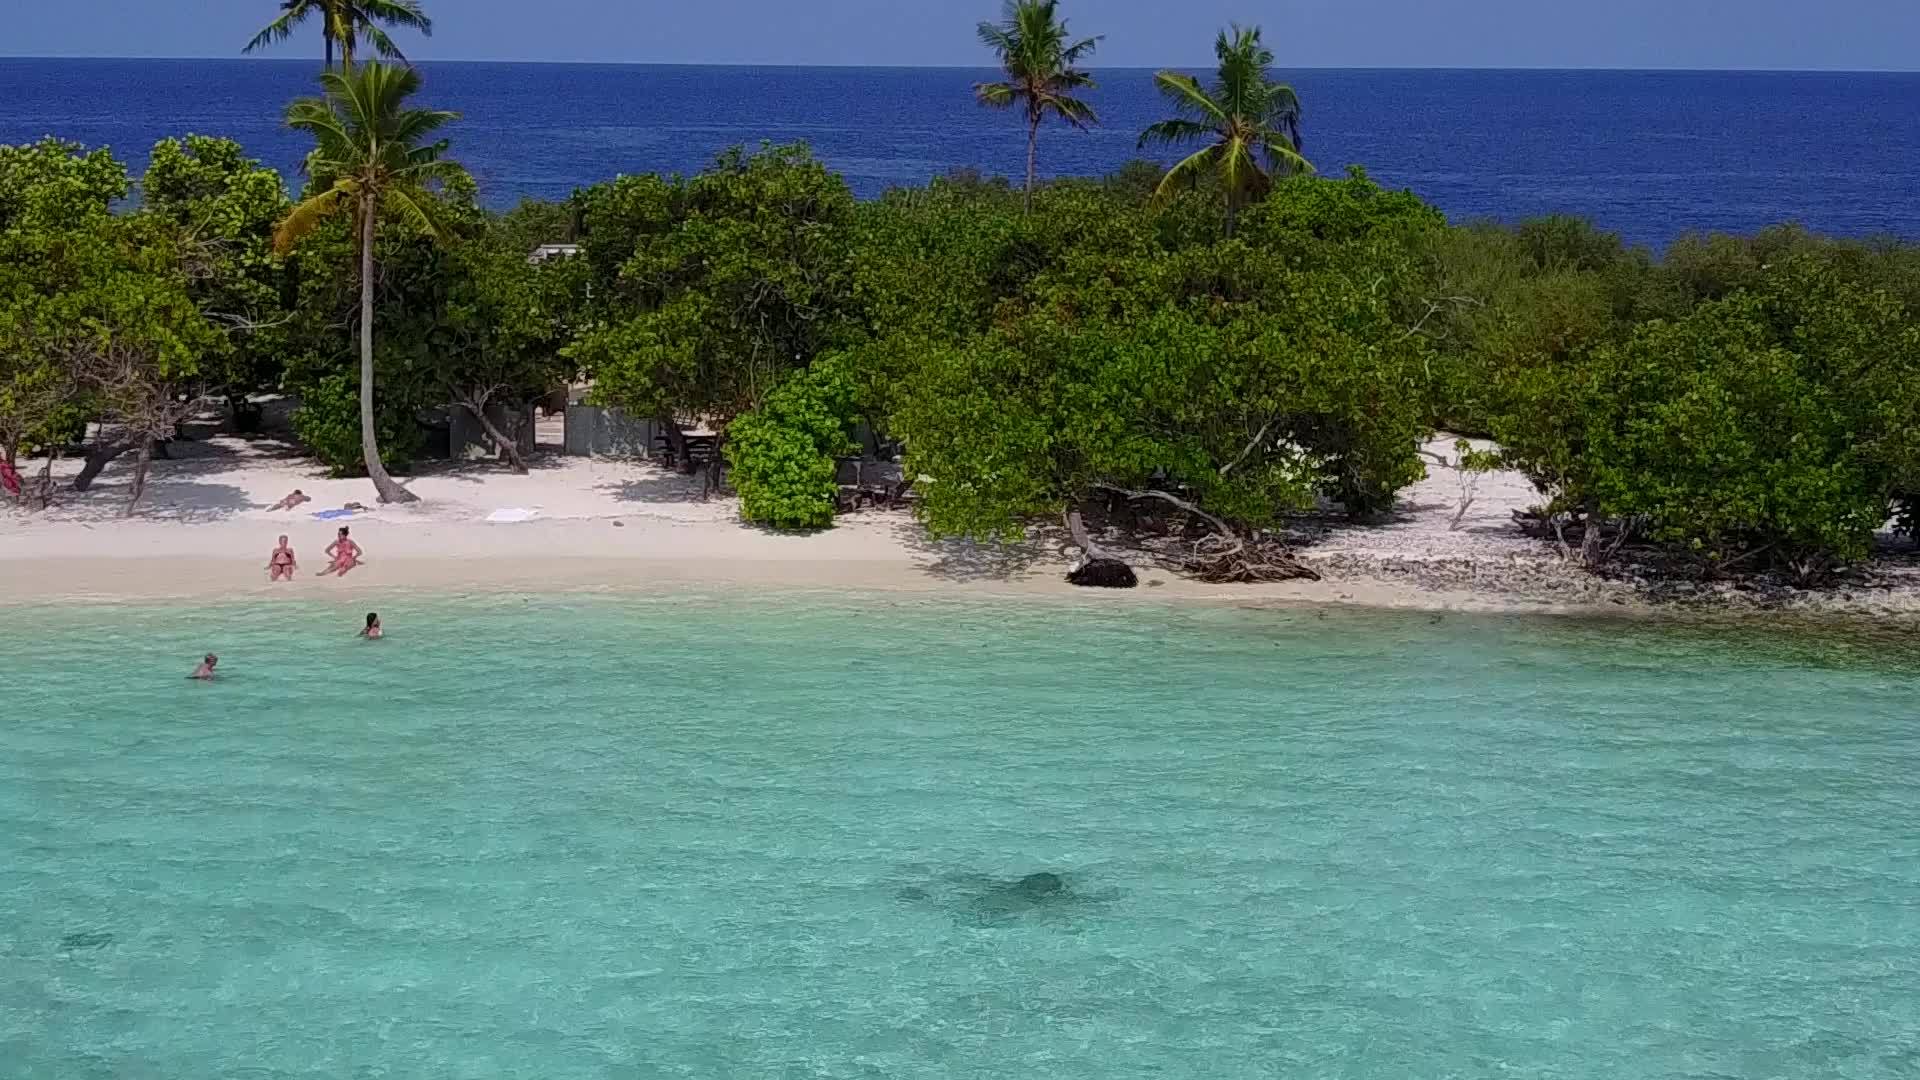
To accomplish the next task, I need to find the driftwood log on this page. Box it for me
[1063,507,1139,588]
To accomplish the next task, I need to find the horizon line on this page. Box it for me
[2,55,1918,75]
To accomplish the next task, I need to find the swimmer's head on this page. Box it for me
[365,612,379,628]
[277,534,288,545]
[338,526,350,537]
[203,654,218,665]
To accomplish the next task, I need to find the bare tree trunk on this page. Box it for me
[1224,191,1239,239]
[459,398,529,474]
[1063,505,1137,588]
[72,438,133,492]
[25,449,57,512]
[359,198,417,504]
[1579,502,1606,567]
[1064,507,1104,559]
[1024,118,1039,214]
[702,443,725,500]
[123,436,153,518]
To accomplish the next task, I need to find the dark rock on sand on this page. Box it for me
[1068,558,1137,588]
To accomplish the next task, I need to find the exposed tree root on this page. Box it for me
[1183,533,1321,584]
[1093,484,1321,585]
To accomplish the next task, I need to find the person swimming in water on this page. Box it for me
[269,488,311,512]
[359,612,382,639]
[317,526,363,577]
[266,535,297,581]
[189,654,218,680]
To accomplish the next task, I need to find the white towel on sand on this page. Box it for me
[484,508,541,524]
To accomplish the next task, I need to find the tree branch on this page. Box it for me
[1218,417,1275,478]
[1094,483,1241,554]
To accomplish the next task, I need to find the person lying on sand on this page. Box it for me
[317,526,363,578]
[269,489,311,512]
[267,535,297,582]
[359,612,382,639]
[189,654,218,680]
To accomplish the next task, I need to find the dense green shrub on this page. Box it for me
[290,372,422,477]
[1484,256,1920,577]
[724,358,860,530]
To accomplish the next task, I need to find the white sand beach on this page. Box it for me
[3,432,1916,618]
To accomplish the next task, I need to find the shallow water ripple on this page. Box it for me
[2,598,1916,1077]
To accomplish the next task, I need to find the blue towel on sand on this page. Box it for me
[312,508,355,521]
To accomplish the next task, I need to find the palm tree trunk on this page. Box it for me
[1224,189,1239,239]
[359,197,416,504]
[324,31,334,70]
[1024,117,1039,214]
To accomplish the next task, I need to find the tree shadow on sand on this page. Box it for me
[595,466,711,506]
[11,436,297,525]
[27,479,258,525]
[405,451,576,486]
[890,516,1056,583]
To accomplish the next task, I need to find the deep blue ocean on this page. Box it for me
[1,60,1916,247]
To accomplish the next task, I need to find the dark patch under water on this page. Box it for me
[897,871,1119,927]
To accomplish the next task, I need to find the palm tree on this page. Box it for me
[973,0,1101,212]
[275,62,461,503]
[244,0,433,70]
[1139,25,1312,237]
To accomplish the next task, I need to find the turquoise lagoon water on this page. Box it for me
[3,595,1917,1078]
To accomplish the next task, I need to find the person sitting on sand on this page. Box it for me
[266,535,298,581]
[269,489,311,512]
[189,654,218,680]
[317,526,363,577]
[359,612,382,639]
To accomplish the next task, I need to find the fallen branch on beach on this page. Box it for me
[1093,484,1320,584]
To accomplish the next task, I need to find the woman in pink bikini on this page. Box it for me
[317,526,363,577]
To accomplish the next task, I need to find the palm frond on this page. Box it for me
[384,185,457,244]
[243,0,312,53]
[1218,136,1269,200]
[388,105,459,147]
[395,147,466,187]
[273,180,355,253]
[357,0,432,33]
[974,81,1018,108]
[1152,145,1220,203]
[1151,71,1228,126]
[357,23,409,64]
[976,22,1016,53]
[1213,25,1276,119]
[1137,117,1213,150]
[1061,34,1101,65]
[1043,93,1098,130]
[1259,130,1314,176]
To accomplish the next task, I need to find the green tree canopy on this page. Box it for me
[571,144,857,477]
